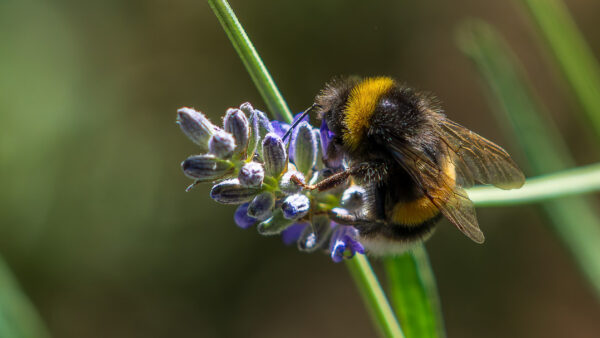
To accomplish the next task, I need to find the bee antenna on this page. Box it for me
[281,103,319,142]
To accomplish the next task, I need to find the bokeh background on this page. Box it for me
[1,0,600,337]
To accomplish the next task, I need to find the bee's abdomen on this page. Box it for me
[389,198,443,226]
[387,155,456,227]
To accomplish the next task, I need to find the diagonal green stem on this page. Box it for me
[346,255,405,338]
[0,256,51,338]
[458,20,600,297]
[207,1,404,336]
[519,0,600,140]
[208,0,293,123]
[385,245,445,338]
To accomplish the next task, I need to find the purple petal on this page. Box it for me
[271,120,290,139]
[348,235,365,254]
[330,239,347,263]
[285,113,312,162]
[319,119,335,155]
[329,224,364,262]
[234,203,257,229]
[281,223,309,245]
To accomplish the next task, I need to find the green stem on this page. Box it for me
[458,20,600,297]
[208,0,293,123]
[519,0,600,140]
[0,256,51,338]
[385,245,445,338]
[468,162,600,206]
[346,255,405,338]
[207,1,404,336]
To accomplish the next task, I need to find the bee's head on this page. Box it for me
[317,76,400,154]
[314,77,360,148]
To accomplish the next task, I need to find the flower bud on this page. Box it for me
[238,162,264,187]
[209,130,236,158]
[239,102,254,116]
[281,194,310,220]
[257,209,294,236]
[292,122,317,175]
[313,129,324,169]
[176,107,217,152]
[240,103,260,159]
[247,192,275,220]
[279,170,305,194]
[297,215,333,252]
[262,133,287,177]
[224,108,250,154]
[210,179,261,204]
[341,186,366,211]
[250,109,274,158]
[181,154,234,181]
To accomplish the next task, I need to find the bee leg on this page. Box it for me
[291,169,352,191]
[291,161,387,191]
[328,208,363,224]
[328,208,382,233]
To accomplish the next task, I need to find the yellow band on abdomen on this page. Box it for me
[390,156,456,226]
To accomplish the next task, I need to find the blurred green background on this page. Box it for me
[1,0,599,337]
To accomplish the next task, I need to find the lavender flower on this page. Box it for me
[281,194,310,220]
[279,170,305,194]
[271,120,290,139]
[281,223,309,245]
[293,122,318,175]
[238,162,264,187]
[262,133,286,177]
[241,102,260,159]
[250,109,274,158]
[178,103,367,262]
[209,130,236,158]
[329,225,365,263]
[224,108,250,154]
[234,203,257,229]
[247,192,275,220]
[176,107,218,152]
[181,154,234,181]
[257,209,294,235]
[319,119,343,168]
[210,179,261,204]
[297,215,333,252]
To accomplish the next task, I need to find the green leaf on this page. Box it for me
[458,20,600,298]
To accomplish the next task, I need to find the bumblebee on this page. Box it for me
[300,76,525,254]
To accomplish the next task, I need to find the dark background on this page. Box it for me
[1,0,599,337]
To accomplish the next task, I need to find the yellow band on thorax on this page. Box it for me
[343,77,395,150]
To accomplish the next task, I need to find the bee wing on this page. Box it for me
[388,141,485,243]
[437,118,525,189]
[434,186,484,243]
